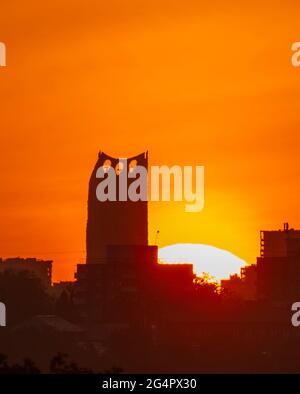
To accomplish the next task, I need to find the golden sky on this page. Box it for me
[1,1,300,281]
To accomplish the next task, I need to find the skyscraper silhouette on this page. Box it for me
[75,150,194,327]
[86,151,148,264]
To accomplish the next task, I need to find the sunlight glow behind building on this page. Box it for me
[159,243,247,281]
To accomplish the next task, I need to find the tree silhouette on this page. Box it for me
[0,354,40,374]
[49,353,123,374]
[193,272,220,300]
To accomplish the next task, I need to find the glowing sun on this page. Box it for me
[158,243,247,281]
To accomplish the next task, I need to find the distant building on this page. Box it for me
[86,151,148,264]
[75,245,195,326]
[51,281,74,298]
[74,151,195,329]
[0,257,52,288]
[260,222,300,258]
[221,264,257,300]
[257,223,300,302]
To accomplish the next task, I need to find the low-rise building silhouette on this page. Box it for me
[221,264,257,300]
[0,257,52,288]
[257,223,300,302]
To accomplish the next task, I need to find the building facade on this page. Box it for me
[257,223,300,301]
[86,151,148,264]
[75,151,195,329]
[0,257,52,288]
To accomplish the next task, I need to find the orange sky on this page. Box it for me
[1,1,300,281]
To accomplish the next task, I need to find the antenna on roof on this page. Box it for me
[155,230,160,246]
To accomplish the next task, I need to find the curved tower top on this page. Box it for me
[86,151,148,264]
